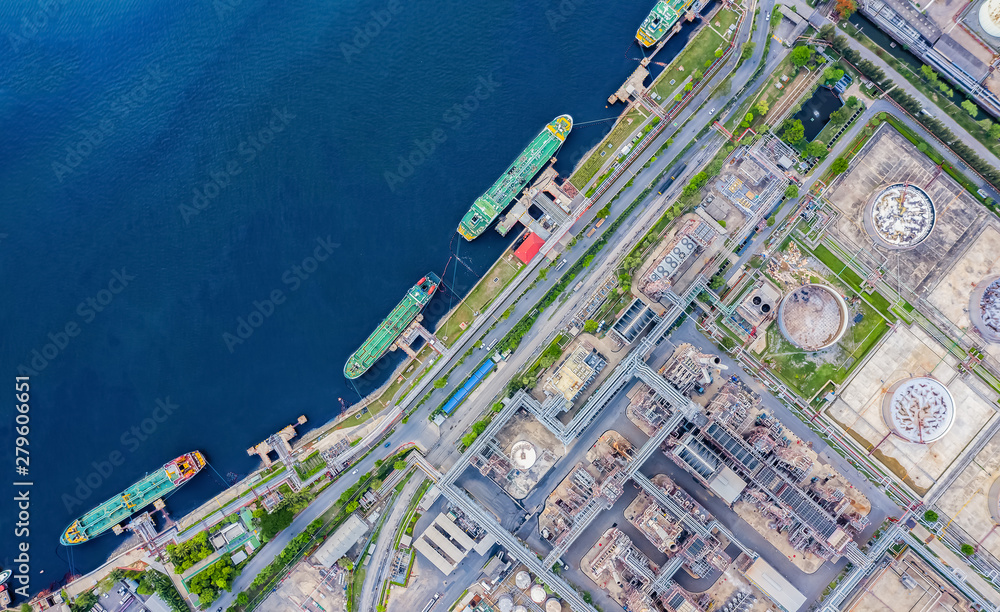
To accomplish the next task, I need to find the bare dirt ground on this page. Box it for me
[733,501,825,573]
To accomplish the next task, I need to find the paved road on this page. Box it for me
[810,14,1000,178]
[212,5,834,608]
[359,474,425,612]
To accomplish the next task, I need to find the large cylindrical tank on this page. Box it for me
[513,606,527,612]
[515,571,531,590]
[498,595,513,612]
[982,0,1000,37]
[545,598,562,612]
[530,585,546,603]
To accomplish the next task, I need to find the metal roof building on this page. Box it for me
[313,514,370,567]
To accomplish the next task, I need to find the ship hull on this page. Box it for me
[636,0,694,47]
[344,273,440,379]
[458,115,573,241]
[60,451,206,545]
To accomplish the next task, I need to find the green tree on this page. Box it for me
[684,82,693,92]
[237,592,250,606]
[70,591,99,612]
[766,216,776,226]
[338,558,355,570]
[847,96,859,108]
[583,319,599,333]
[538,342,563,368]
[961,543,976,556]
[830,157,849,175]
[781,119,805,144]
[784,184,800,199]
[709,275,726,291]
[393,460,407,470]
[920,64,940,84]
[978,118,994,133]
[433,376,448,388]
[714,48,724,58]
[962,99,979,117]
[691,69,704,81]
[755,99,769,116]
[790,45,813,68]
[259,507,294,540]
[805,140,828,159]
[823,67,844,83]
[740,112,754,128]
[923,510,939,522]
[990,123,1000,140]
[740,42,756,61]
[346,500,359,512]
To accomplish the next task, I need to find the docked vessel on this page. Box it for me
[458,115,573,241]
[636,0,695,47]
[60,452,206,545]
[344,273,440,379]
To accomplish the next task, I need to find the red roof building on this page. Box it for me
[514,232,546,264]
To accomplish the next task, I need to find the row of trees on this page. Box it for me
[888,88,1000,187]
[818,24,1000,187]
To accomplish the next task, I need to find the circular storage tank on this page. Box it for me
[513,607,528,612]
[970,274,1000,343]
[498,595,513,612]
[530,585,546,603]
[777,284,849,351]
[863,183,936,249]
[510,441,537,470]
[515,571,531,590]
[982,0,1000,37]
[546,599,561,612]
[881,377,955,444]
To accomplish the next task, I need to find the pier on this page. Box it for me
[391,315,443,358]
[495,166,576,238]
[247,415,308,484]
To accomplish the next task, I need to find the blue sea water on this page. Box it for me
[0,0,702,596]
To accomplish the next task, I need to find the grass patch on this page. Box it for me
[569,109,647,189]
[435,253,525,346]
[650,26,725,100]
[295,451,326,480]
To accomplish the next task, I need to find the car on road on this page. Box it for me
[352,469,358,474]
[384,442,391,448]
[709,108,715,114]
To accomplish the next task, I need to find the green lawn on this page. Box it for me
[710,8,739,35]
[568,109,648,189]
[436,252,525,346]
[762,240,895,398]
[649,24,725,100]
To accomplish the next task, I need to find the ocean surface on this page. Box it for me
[0,0,702,596]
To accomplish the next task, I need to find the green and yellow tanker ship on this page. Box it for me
[61,451,206,545]
[636,0,695,47]
[457,115,573,241]
[344,273,440,379]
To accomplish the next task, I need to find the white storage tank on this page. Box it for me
[515,571,531,590]
[530,585,546,603]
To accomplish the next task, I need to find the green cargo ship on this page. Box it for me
[636,0,695,47]
[344,273,440,379]
[458,115,573,241]
[61,451,205,545]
